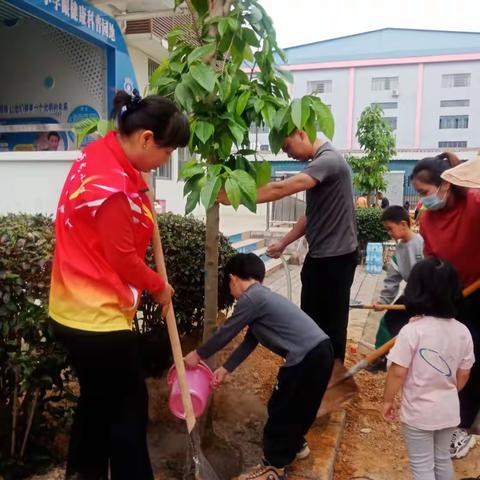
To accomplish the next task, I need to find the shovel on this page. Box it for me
[318,277,480,417]
[146,175,219,480]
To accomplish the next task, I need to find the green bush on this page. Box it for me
[355,207,390,247]
[0,212,236,477]
[0,214,71,479]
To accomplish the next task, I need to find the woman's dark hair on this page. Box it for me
[404,257,464,319]
[381,205,410,226]
[411,152,466,199]
[112,90,189,148]
[47,131,60,140]
[224,253,266,283]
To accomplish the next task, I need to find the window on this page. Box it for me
[372,102,398,109]
[371,76,399,91]
[440,99,470,107]
[438,141,467,148]
[148,58,160,78]
[307,80,332,94]
[259,144,270,151]
[383,117,397,130]
[439,115,469,129]
[249,124,270,134]
[156,159,172,180]
[441,73,470,88]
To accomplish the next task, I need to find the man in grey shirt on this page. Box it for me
[220,129,358,361]
[185,253,333,480]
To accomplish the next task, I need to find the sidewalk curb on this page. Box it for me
[288,410,346,480]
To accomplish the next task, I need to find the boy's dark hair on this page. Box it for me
[47,131,60,140]
[224,253,266,283]
[404,257,464,319]
[112,90,189,149]
[381,205,410,226]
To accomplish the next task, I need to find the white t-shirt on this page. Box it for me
[387,315,475,430]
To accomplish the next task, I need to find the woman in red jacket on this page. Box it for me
[411,152,480,460]
[49,90,189,480]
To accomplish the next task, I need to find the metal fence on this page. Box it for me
[266,173,306,230]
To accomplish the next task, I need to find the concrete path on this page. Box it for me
[263,264,384,479]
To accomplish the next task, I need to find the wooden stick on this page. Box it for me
[143,174,197,434]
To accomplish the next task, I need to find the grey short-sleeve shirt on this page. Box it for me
[302,142,358,258]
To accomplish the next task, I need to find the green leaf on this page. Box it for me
[218,17,229,37]
[191,0,208,15]
[187,43,216,64]
[261,103,276,129]
[249,5,263,23]
[230,170,257,207]
[179,160,204,180]
[291,98,303,130]
[219,133,233,159]
[274,107,290,130]
[254,160,272,187]
[174,83,194,112]
[194,121,215,144]
[254,98,265,114]
[96,119,113,138]
[242,28,260,48]
[311,97,335,139]
[268,128,286,155]
[190,64,216,93]
[236,90,251,116]
[225,177,241,209]
[304,112,317,144]
[166,28,184,49]
[185,189,200,215]
[200,177,222,210]
[228,122,245,146]
[274,66,294,84]
[240,192,257,213]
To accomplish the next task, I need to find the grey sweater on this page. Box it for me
[378,233,424,305]
[197,283,329,372]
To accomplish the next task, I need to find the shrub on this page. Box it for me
[0,212,236,477]
[0,214,71,478]
[355,207,390,247]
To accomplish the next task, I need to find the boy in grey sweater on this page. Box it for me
[184,253,333,480]
[370,206,424,370]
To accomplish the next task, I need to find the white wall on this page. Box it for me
[127,46,151,95]
[0,151,77,215]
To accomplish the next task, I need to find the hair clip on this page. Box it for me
[131,89,142,106]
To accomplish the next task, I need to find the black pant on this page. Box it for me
[263,340,334,468]
[300,250,358,361]
[459,290,480,429]
[53,322,153,480]
[385,295,411,338]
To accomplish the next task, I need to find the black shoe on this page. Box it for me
[366,355,387,373]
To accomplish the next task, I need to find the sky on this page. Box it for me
[258,0,480,48]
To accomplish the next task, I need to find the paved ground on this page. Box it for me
[262,264,384,480]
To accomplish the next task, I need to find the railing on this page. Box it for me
[266,172,305,230]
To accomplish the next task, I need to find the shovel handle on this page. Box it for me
[144,174,196,434]
[362,277,480,365]
[351,304,406,311]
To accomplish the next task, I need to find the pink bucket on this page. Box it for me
[167,361,213,419]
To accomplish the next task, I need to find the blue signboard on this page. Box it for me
[6,0,138,99]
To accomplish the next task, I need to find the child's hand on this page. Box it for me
[211,367,229,389]
[184,350,201,369]
[373,303,387,312]
[383,400,397,422]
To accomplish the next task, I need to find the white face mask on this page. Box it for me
[422,186,447,211]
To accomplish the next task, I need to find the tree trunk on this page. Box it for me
[203,202,220,354]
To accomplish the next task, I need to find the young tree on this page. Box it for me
[148,0,335,344]
[347,105,396,205]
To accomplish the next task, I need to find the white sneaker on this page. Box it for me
[450,428,476,459]
[296,442,310,460]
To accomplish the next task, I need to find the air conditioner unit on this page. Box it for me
[391,89,400,97]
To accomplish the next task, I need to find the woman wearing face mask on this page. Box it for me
[410,152,480,460]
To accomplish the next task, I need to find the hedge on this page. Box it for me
[0,213,235,478]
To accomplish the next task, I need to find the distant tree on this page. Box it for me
[347,105,396,205]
